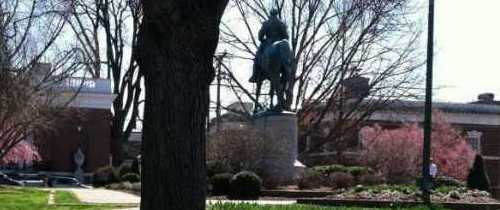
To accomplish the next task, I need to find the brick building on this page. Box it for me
[34,78,115,174]
[301,93,500,198]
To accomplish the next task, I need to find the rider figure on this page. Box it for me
[249,9,289,83]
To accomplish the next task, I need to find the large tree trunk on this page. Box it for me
[137,1,228,210]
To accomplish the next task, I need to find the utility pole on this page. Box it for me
[216,56,222,133]
[422,0,435,204]
[215,52,227,133]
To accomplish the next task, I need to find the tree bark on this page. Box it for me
[137,1,228,210]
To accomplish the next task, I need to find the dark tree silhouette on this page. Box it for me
[467,154,491,192]
[137,1,229,210]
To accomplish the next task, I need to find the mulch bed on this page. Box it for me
[326,188,497,203]
[209,196,295,201]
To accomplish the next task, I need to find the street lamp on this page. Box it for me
[422,0,435,204]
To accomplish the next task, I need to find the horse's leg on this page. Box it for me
[269,81,274,109]
[284,65,294,110]
[271,68,285,112]
[254,80,262,114]
[277,82,285,111]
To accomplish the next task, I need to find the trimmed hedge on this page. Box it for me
[207,161,233,178]
[327,172,354,189]
[297,169,324,190]
[313,165,372,177]
[121,173,140,183]
[209,173,233,195]
[229,171,262,200]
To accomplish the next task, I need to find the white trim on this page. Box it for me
[483,156,500,160]
[307,151,361,157]
[369,111,500,126]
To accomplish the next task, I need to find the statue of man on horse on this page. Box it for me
[250,9,295,113]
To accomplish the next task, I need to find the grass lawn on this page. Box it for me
[0,186,127,210]
[0,186,448,210]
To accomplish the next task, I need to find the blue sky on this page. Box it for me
[433,0,500,102]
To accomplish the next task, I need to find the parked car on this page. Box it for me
[22,180,45,187]
[0,172,24,186]
[47,176,83,188]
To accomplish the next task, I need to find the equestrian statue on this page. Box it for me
[250,9,296,113]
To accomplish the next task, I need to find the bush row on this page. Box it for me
[312,165,373,177]
[297,169,384,190]
[93,165,140,186]
[209,171,262,200]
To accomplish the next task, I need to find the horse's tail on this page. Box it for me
[276,40,293,66]
[276,40,295,78]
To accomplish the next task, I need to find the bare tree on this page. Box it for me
[219,0,424,160]
[0,0,83,161]
[66,0,143,163]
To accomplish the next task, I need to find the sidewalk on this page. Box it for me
[69,188,140,204]
[65,188,295,210]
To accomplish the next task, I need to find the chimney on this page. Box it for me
[478,93,495,103]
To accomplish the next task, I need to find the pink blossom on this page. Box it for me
[360,110,475,181]
[1,141,41,165]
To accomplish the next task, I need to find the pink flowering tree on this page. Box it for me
[2,141,40,165]
[0,0,77,167]
[360,110,475,181]
[430,111,476,180]
[360,123,423,182]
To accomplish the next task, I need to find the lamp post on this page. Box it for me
[422,0,435,204]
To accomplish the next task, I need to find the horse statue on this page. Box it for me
[253,39,295,113]
[250,9,296,113]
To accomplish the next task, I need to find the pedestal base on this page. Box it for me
[253,111,301,183]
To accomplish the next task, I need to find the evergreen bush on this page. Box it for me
[121,173,140,183]
[209,173,233,195]
[229,171,262,200]
[467,155,490,191]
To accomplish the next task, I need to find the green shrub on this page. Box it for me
[106,181,133,191]
[327,172,354,189]
[119,165,133,177]
[313,165,347,175]
[313,165,372,178]
[262,176,284,190]
[229,171,262,200]
[131,158,140,174]
[207,161,233,178]
[358,174,384,186]
[467,155,490,191]
[435,176,465,188]
[93,166,115,186]
[364,184,417,194]
[435,186,461,194]
[209,173,233,195]
[297,169,324,190]
[347,166,372,177]
[121,173,140,183]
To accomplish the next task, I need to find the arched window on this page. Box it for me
[466,130,482,154]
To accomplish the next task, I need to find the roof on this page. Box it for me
[383,100,500,115]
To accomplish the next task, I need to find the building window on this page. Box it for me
[466,130,482,154]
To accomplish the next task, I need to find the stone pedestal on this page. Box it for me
[254,111,302,183]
